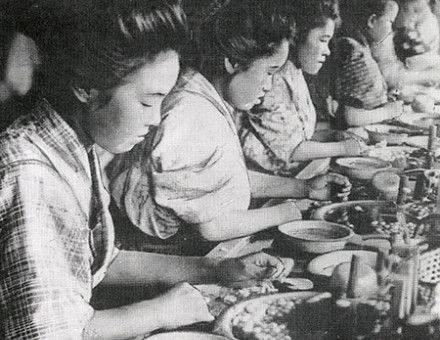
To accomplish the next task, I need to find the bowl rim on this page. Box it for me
[278,220,355,243]
[335,156,392,169]
[147,331,229,340]
[364,124,410,135]
[307,250,378,277]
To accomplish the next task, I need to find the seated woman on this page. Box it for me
[336,0,440,127]
[111,0,351,243]
[238,0,365,176]
[394,0,440,66]
[0,1,294,339]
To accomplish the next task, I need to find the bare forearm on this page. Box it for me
[290,141,348,161]
[248,170,308,198]
[84,299,165,340]
[102,251,218,286]
[402,68,440,87]
[344,103,399,127]
[196,203,301,241]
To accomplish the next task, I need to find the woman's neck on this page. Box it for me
[47,93,94,149]
[210,73,227,101]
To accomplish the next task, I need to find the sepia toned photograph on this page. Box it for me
[1,0,440,338]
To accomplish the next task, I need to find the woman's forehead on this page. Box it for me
[126,51,180,95]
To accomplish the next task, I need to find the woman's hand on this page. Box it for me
[307,173,351,201]
[343,138,368,156]
[326,95,339,117]
[215,252,294,287]
[154,282,214,329]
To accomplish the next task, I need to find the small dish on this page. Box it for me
[406,136,429,149]
[365,124,410,145]
[307,250,378,278]
[335,157,392,181]
[277,220,354,254]
[399,112,439,129]
[146,332,228,340]
[365,146,416,168]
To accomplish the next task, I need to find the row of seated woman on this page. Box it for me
[3,0,440,337]
[3,0,440,255]
[99,0,440,255]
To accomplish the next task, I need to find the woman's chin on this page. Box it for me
[302,63,323,75]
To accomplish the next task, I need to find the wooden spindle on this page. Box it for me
[347,255,361,299]
[397,175,410,205]
[413,174,426,200]
[427,126,438,169]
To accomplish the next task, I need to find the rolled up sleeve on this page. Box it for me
[112,96,251,239]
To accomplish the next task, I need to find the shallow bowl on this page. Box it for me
[335,157,392,181]
[277,220,354,254]
[365,124,409,145]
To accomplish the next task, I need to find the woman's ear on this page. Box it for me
[367,14,377,29]
[73,87,99,103]
[224,57,239,75]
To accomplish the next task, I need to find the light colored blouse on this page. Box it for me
[0,100,117,339]
[238,60,316,176]
[111,68,251,239]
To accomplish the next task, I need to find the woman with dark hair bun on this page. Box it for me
[111,0,351,243]
[238,0,366,177]
[0,1,294,338]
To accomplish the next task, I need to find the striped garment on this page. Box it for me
[334,36,388,110]
[0,100,117,339]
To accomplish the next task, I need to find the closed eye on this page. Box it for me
[141,102,152,108]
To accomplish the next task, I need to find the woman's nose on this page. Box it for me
[323,44,331,57]
[149,107,162,127]
[263,75,273,92]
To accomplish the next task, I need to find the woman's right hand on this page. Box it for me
[154,282,214,330]
[343,138,367,156]
[386,100,405,119]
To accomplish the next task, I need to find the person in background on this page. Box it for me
[394,0,440,65]
[432,0,440,47]
[0,1,295,339]
[341,0,440,114]
[237,0,366,177]
[334,0,409,127]
[111,0,351,245]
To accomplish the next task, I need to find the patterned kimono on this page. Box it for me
[111,68,251,239]
[238,60,316,176]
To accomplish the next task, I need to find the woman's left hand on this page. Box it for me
[307,173,351,201]
[215,252,294,287]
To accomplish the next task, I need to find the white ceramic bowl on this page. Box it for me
[335,157,392,181]
[277,220,354,254]
[307,250,378,278]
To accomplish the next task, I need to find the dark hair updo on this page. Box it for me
[189,0,295,79]
[38,0,188,95]
[290,0,340,45]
